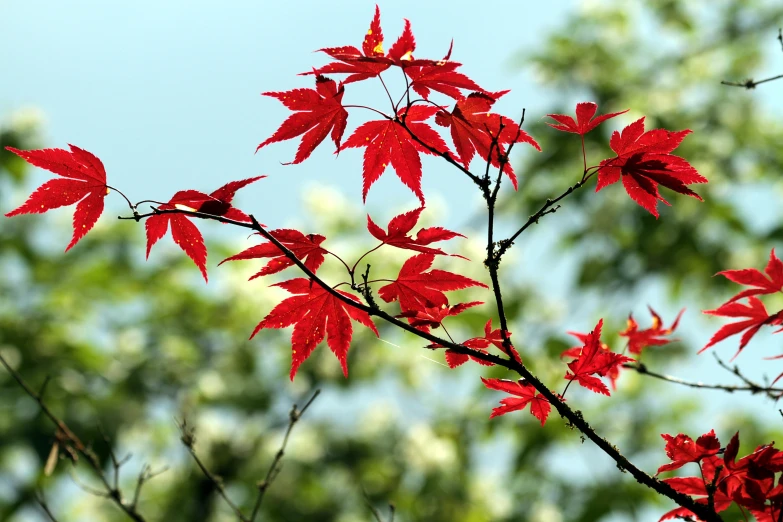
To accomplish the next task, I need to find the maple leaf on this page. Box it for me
[340,105,450,203]
[562,330,622,390]
[700,297,783,359]
[564,319,635,396]
[301,5,392,84]
[220,229,327,279]
[377,253,487,313]
[546,102,628,136]
[253,278,379,380]
[5,145,109,251]
[405,60,486,100]
[435,92,540,189]
[480,378,551,425]
[145,177,263,281]
[301,5,424,83]
[400,301,482,330]
[655,430,721,475]
[717,249,783,303]
[366,206,465,256]
[596,117,707,218]
[619,306,684,355]
[257,75,348,164]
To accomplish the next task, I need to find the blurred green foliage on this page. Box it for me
[2,1,783,521]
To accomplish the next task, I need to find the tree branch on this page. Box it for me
[0,352,154,522]
[628,362,783,397]
[119,204,722,521]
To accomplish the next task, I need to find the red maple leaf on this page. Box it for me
[377,253,487,313]
[400,301,482,330]
[480,378,551,426]
[339,105,450,204]
[655,430,721,475]
[366,206,465,256]
[562,330,622,390]
[220,229,327,279]
[564,319,635,396]
[435,92,540,189]
[300,6,424,83]
[300,5,392,84]
[700,297,783,359]
[253,278,379,380]
[405,60,486,100]
[717,249,783,303]
[546,102,628,136]
[257,75,348,164]
[619,306,684,355]
[145,177,263,281]
[596,117,708,218]
[5,145,109,251]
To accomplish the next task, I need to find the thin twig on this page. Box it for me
[712,354,782,400]
[250,389,321,521]
[628,362,783,396]
[35,491,61,522]
[0,352,154,522]
[721,28,783,88]
[178,390,320,522]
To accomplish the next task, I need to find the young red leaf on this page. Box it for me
[377,253,487,313]
[257,75,348,164]
[404,60,486,100]
[596,117,707,218]
[220,229,327,279]
[366,206,465,256]
[481,378,551,425]
[5,145,109,251]
[700,297,783,359]
[399,301,482,330]
[435,92,540,189]
[656,430,721,475]
[546,102,628,136]
[145,177,263,281]
[253,278,379,380]
[564,319,635,396]
[340,105,450,204]
[619,306,684,355]
[717,249,783,303]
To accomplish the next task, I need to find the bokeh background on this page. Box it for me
[2,1,783,520]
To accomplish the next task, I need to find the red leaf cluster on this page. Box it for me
[563,319,634,396]
[657,431,783,521]
[619,306,684,355]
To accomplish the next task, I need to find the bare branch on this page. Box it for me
[628,362,783,397]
